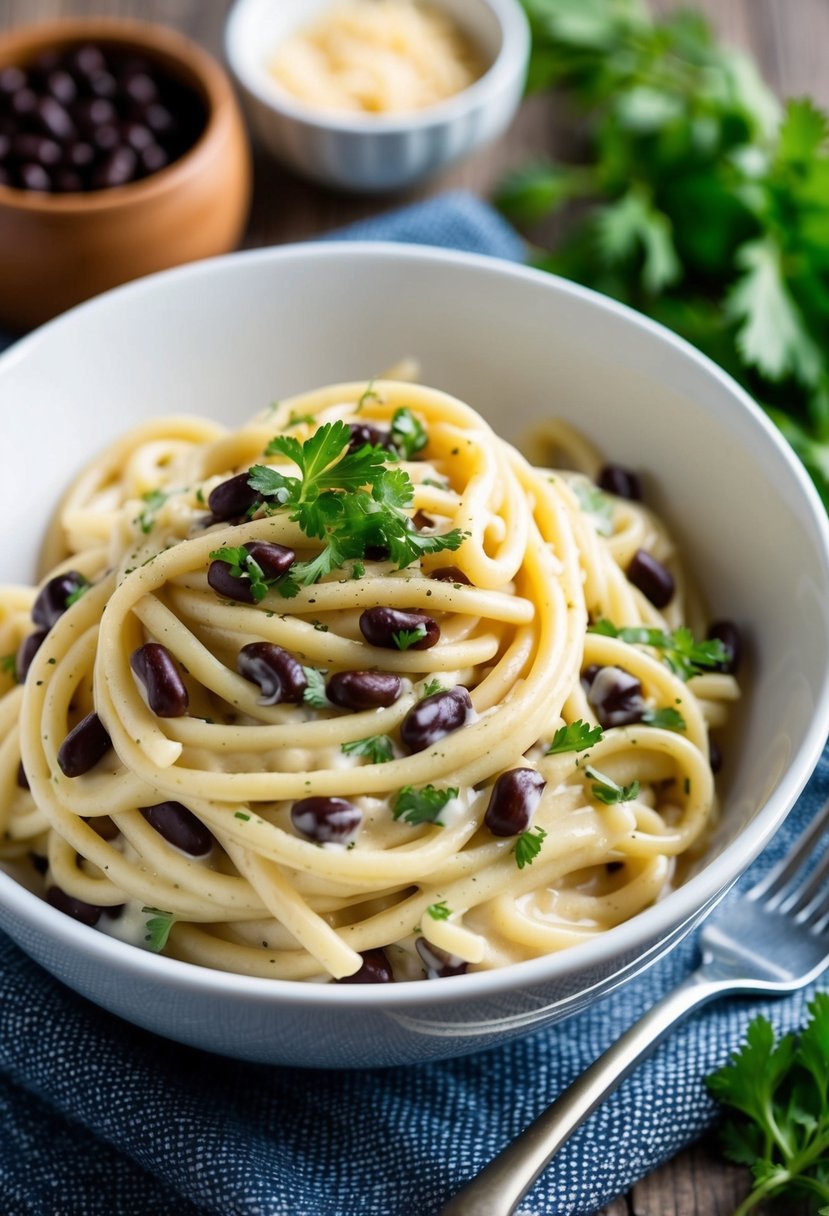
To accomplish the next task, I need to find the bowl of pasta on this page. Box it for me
[2,242,829,1069]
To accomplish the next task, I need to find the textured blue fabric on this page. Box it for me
[0,192,826,1216]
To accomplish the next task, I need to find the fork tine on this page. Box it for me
[750,795,829,904]
[783,848,829,917]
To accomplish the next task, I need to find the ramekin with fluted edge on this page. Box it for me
[223,0,531,192]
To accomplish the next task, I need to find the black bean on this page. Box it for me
[46,69,77,106]
[484,768,546,838]
[415,938,468,979]
[0,66,26,96]
[72,97,116,131]
[336,948,394,984]
[0,132,9,160]
[35,96,75,141]
[246,541,296,580]
[17,761,29,790]
[347,422,392,452]
[581,663,601,691]
[32,570,87,629]
[709,737,723,774]
[65,139,94,167]
[141,801,213,856]
[87,70,117,99]
[208,560,256,603]
[597,464,641,501]
[707,619,741,675]
[430,567,471,585]
[121,120,154,152]
[627,549,675,609]
[91,124,121,154]
[16,629,47,682]
[207,472,261,521]
[10,88,37,119]
[130,642,189,717]
[237,642,307,705]
[144,103,174,136]
[11,133,61,165]
[47,884,102,927]
[92,146,137,189]
[291,796,362,845]
[400,686,473,753]
[57,711,112,777]
[359,607,439,651]
[326,670,402,711]
[123,72,158,106]
[587,665,645,729]
[68,44,107,78]
[85,814,119,841]
[53,168,83,193]
[18,163,51,191]
[138,143,168,175]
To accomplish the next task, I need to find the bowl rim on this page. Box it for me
[3,239,829,1010]
[223,0,531,135]
[0,16,237,214]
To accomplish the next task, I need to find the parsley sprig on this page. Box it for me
[641,706,686,731]
[590,619,728,681]
[393,626,427,651]
[142,906,174,952]
[0,653,17,680]
[136,489,168,534]
[546,719,603,755]
[302,667,329,709]
[393,784,458,827]
[584,765,640,805]
[426,900,452,921]
[247,421,463,589]
[706,995,829,1215]
[390,408,428,460]
[209,546,275,603]
[341,735,394,764]
[514,826,547,869]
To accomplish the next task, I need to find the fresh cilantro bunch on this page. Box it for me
[499,0,829,505]
[706,995,829,1215]
[248,421,463,588]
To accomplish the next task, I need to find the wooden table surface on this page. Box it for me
[1,1,824,1212]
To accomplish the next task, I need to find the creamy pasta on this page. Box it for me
[0,379,740,983]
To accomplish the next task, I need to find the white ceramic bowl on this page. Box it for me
[224,0,530,191]
[3,243,829,1069]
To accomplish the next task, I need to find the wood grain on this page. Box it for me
[0,1,821,1212]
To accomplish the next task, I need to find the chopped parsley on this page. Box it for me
[302,667,329,709]
[426,901,452,921]
[584,765,640,805]
[393,626,427,651]
[0,653,17,679]
[65,577,91,608]
[246,421,463,590]
[141,906,174,952]
[390,408,428,460]
[136,489,168,534]
[589,619,728,681]
[392,784,458,827]
[573,480,614,537]
[514,826,547,869]
[234,811,251,822]
[356,379,380,412]
[286,410,315,428]
[351,561,365,580]
[546,719,603,755]
[421,677,445,699]
[641,706,687,731]
[341,735,394,764]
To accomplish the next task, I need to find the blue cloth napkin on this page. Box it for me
[1,190,826,1216]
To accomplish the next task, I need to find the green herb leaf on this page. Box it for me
[421,677,445,699]
[356,380,380,412]
[65,577,91,608]
[286,411,316,428]
[706,996,829,1212]
[136,489,168,534]
[590,619,728,681]
[546,719,603,754]
[392,626,427,651]
[426,900,452,921]
[514,826,547,870]
[393,784,458,827]
[341,735,394,764]
[390,408,428,460]
[302,667,329,709]
[573,480,614,536]
[0,653,17,680]
[141,906,174,952]
[641,706,687,731]
[584,765,640,805]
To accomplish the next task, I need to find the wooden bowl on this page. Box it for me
[0,18,252,332]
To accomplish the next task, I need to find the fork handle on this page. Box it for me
[440,972,734,1216]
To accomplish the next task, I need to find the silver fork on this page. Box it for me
[441,796,829,1216]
